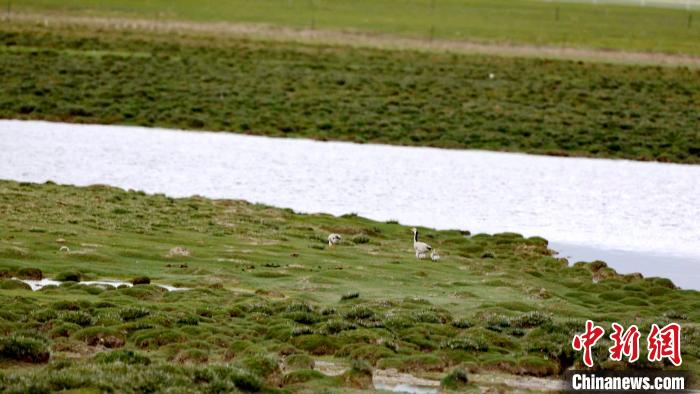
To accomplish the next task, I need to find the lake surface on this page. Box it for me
[1,120,698,289]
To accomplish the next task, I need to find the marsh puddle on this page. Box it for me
[313,360,563,393]
[313,360,439,393]
[1,120,699,289]
[373,369,439,394]
[470,372,563,392]
[13,278,189,292]
[374,383,437,394]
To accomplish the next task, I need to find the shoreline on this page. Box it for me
[551,241,700,290]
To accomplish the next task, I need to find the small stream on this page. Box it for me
[1,120,698,289]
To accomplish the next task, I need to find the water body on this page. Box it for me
[12,278,189,292]
[1,120,698,289]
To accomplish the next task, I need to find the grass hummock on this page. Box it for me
[0,179,697,391]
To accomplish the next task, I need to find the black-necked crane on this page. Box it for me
[411,227,432,259]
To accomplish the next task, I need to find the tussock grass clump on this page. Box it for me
[237,354,280,378]
[340,292,359,301]
[132,328,184,349]
[647,277,676,289]
[241,303,273,316]
[173,348,209,364]
[73,327,124,348]
[343,306,375,321]
[318,319,355,335]
[55,271,81,282]
[0,336,50,363]
[441,368,469,390]
[31,309,58,323]
[176,315,199,326]
[229,369,263,392]
[16,267,42,280]
[292,334,341,355]
[60,311,92,327]
[517,355,560,376]
[50,323,81,338]
[283,369,325,385]
[510,311,552,328]
[351,235,370,244]
[320,307,337,316]
[342,359,373,389]
[451,318,474,329]
[485,313,511,332]
[663,310,688,320]
[95,349,150,365]
[378,354,445,372]
[119,307,150,321]
[0,279,31,290]
[131,276,151,285]
[383,314,416,330]
[291,326,314,336]
[285,311,320,325]
[346,344,396,365]
[441,337,489,352]
[413,308,452,324]
[285,353,314,370]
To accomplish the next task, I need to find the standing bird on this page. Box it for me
[411,228,432,259]
[328,233,342,247]
[430,250,441,262]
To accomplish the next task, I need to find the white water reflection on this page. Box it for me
[0,120,698,289]
[12,278,189,292]
[373,383,438,394]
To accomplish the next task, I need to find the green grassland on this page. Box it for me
[0,180,698,392]
[11,0,700,55]
[1,21,699,164]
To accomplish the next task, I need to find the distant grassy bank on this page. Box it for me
[0,180,698,391]
[1,21,699,163]
[11,0,700,55]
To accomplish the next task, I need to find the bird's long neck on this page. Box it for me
[413,231,418,243]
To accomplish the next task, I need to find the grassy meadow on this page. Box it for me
[1,21,699,163]
[0,180,698,392]
[11,0,700,55]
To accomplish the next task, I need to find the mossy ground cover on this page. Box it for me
[12,0,700,55]
[0,180,698,392]
[1,21,699,164]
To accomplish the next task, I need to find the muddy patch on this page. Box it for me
[313,360,439,393]
[313,360,565,393]
[374,369,439,393]
[470,372,564,392]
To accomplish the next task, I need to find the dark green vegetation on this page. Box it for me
[1,22,700,164]
[14,0,700,55]
[0,180,698,392]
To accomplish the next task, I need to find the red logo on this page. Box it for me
[573,322,682,367]
[647,323,682,366]
[572,320,606,367]
[609,323,640,363]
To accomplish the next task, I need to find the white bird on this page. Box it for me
[430,250,440,262]
[328,233,342,247]
[411,228,432,259]
[59,246,70,252]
